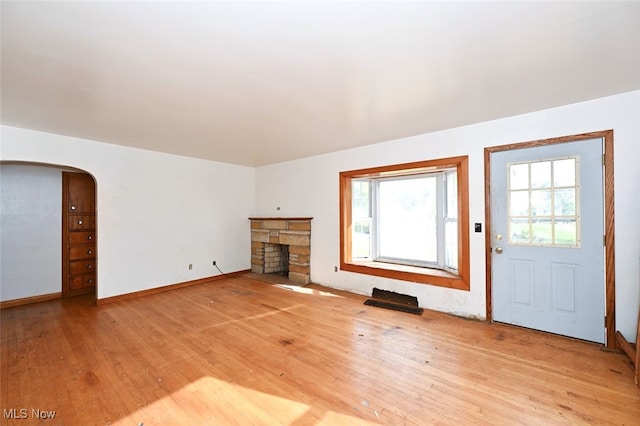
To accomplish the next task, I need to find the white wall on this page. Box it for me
[1,164,63,300]
[255,90,640,340]
[0,126,256,300]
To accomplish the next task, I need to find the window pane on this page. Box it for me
[446,171,458,219]
[531,219,553,244]
[555,219,577,245]
[531,161,551,188]
[509,218,530,244]
[509,164,529,190]
[554,159,576,187]
[445,171,458,270]
[352,180,370,219]
[351,180,371,259]
[509,191,529,216]
[530,190,551,216]
[352,218,371,259]
[378,177,437,262]
[554,188,576,216]
[445,220,458,270]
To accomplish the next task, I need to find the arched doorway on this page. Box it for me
[0,162,98,304]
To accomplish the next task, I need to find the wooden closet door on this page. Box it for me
[62,172,96,297]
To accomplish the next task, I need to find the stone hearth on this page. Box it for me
[249,217,312,284]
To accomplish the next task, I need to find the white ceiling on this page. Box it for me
[2,1,639,167]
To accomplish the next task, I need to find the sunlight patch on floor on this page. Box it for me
[274,284,342,297]
[207,303,305,328]
[114,376,377,425]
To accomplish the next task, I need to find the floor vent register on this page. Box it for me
[364,288,423,315]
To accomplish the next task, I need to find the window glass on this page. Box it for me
[444,221,458,269]
[446,171,458,219]
[531,218,553,244]
[444,171,458,270]
[555,219,577,245]
[509,163,529,190]
[531,161,551,188]
[509,217,530,244]
[351,180,371,259]
[509,191,529,216]
[554,188,576,215]
[553,159,576,187]
[530,190,551,216]
[378,176,438,263]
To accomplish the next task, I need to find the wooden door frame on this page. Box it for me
[484,130,615,348]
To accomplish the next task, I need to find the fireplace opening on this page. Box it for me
[250,217,312,285]
[263,243,289,276]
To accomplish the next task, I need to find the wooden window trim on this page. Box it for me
[340,156,470,291]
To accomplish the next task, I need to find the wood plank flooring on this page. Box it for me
[2,274,638,425]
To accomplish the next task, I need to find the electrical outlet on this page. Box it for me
[212,260,217,266]
[189,264,193,270]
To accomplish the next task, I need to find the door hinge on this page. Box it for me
[604,315,607,327]
[603,234,606,246]
[602,153,605,166]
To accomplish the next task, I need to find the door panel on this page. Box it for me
[491,138,605,343]
[511,260,533,305]
[552,263,577,312]
[67,173,95,213]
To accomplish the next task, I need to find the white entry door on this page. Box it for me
[491,138,605,343]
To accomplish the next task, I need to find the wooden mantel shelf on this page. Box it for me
[249,217,313,221]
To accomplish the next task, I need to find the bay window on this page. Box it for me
[340,156,469,290]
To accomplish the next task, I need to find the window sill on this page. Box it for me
[341,260,469,291]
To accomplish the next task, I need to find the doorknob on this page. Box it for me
[495,247,503,254]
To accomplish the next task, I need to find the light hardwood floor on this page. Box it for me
[2,274,638,425]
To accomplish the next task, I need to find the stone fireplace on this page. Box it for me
[249,217,312,284]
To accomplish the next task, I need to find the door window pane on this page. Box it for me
[554,188,576,216]
[509,163,529,190]
[531,190,551,216]
[509,191,529,216]
[531,219,553,244]
[531,161,551,188]
[555,219,577,245]
[553,159,576,187]
[509,218,530,243]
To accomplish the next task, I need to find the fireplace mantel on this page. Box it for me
[249,217,313,284]
[249,217,313,221]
